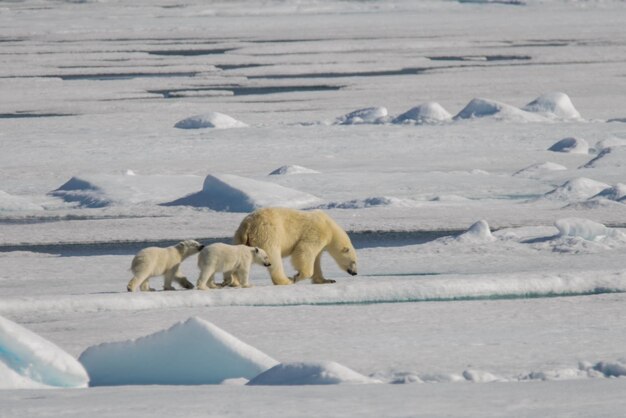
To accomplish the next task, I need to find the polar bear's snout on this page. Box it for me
[347,262,358,276]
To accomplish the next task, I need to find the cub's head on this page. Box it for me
[251,247,271,267]
[332,245,358,276]
[176,240,205,258]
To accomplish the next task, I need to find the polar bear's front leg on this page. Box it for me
[267,247,293,285]
[311,252,336,284]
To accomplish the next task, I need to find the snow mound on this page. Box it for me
[429,194,469,202]
[543,178,610,201]
[522,92,581,119]
[594,137,626,152]
[392,102,452,124]
[589,184,626,202]
[336,107,388,125]
[548,137,589,154]
[50,174,202,208]
[247,361,379,385]
[456,220,496,243]
[453,98,544,122]
[582,147,626,169]
[174,112,247,129]
[163,173,321,211]
[512,162,567,178]
[0,315,89,389]
[317,196,416,209]
[0,190,43,211]
[555,218,626,241]
[79,317,278,386]
[268,165,320,175]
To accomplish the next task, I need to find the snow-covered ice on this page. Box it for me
[0,316,88,389]
[548,137,589,154]
[2,0,626,416]
[79,317,278,386]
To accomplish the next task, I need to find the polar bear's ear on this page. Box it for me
[342,247,350,253]
[254,247,260,254]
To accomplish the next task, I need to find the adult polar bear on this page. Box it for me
[231,207,358,285]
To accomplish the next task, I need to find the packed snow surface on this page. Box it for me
[79,317,278,386]
[247,361,380,385]
[0,316,89,389]
[174,112,247,129]
[512,162,567,178]
[162,173,321,211]
[548,137,589,154]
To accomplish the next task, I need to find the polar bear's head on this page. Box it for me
[251,247,271,267]
[175,240,205,259]
[332,245,358,276]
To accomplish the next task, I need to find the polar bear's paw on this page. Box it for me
[163,285,176,291]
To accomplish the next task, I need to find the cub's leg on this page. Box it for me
[197,265,218,290]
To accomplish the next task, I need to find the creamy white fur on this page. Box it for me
[196,243,271,290]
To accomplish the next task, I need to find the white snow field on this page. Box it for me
[2,0,626,416]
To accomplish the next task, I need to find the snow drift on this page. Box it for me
[174,112,247,129]
[548,137,589,154]
[336,107,388,125]
[50,174,203,208]
[0,315,89,389]
[512,162,567,178]
[455,220,496,243]
[582,147,626,169]
[453,98,545,122]
[522,92,581,119]
[392,102,452,125]
[268,165,320,175]
[162,173,321,211]
[590,184,626,202]
[79,317,278,386]
[554,218,626,242]
[542,178,610,201]
[0,190,43,211]
[247,361,379,385]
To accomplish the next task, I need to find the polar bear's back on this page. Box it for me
[131,246,177,276]
[198,243,251,272]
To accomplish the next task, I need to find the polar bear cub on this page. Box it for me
[127,240,204,292]
[197,243,271,290]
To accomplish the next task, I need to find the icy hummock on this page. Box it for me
[456,220,496,243]
[554,218,626,241]
[163,173,321,211]
[0,315,89,389]
[590,184,626,202]
[79,317,278,386]
[512,162,567,178]
[543,178,610,201]
[392,102,452,125]
[453,98,545,122]
[50,174,203,208]
[174,112,247,129]
[594,137,626,151]
[336,107,388,125]
[247,361,380,385]
[268,165,320,175]
[522,92,581,119]
[548,137,589,154]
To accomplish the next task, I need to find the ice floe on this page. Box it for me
[548,137,589,154]
[162,173,321,211]
[0,315,89,389]
[79,317,278,386]
[174,112,247,129]
[247,361,379,385]
[392,102,452,125]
